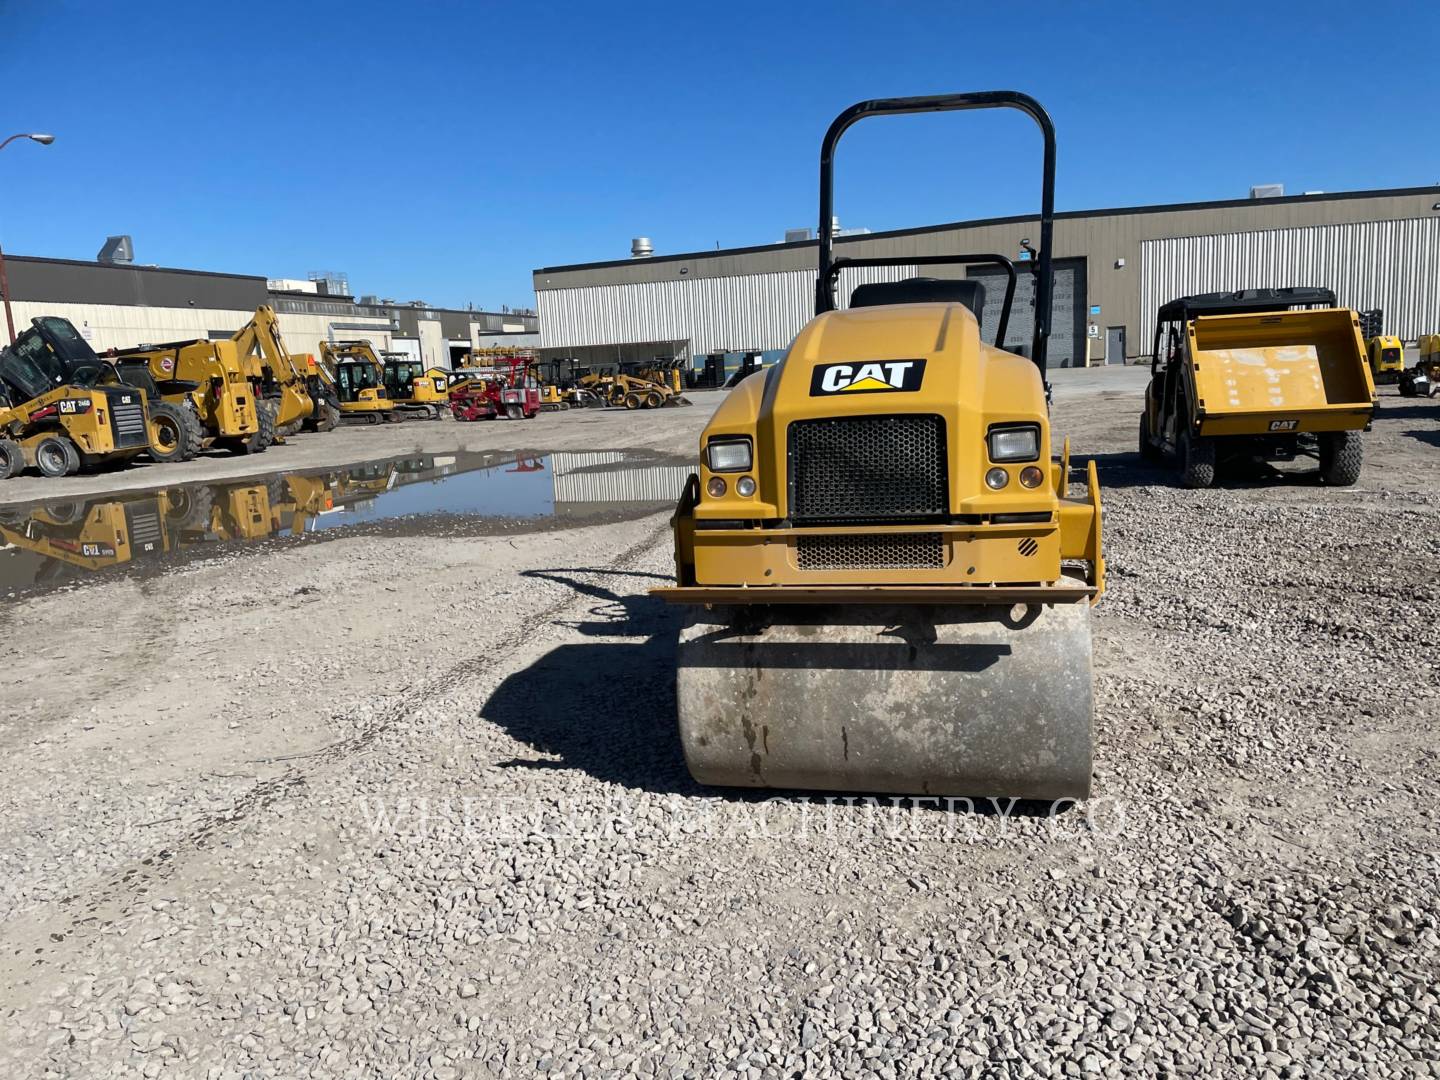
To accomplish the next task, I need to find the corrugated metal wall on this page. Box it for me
[537,265,917,354]
[551,452,694,504]
[1140,217,1440,350]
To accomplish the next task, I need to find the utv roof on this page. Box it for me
[1157,288,1338,321]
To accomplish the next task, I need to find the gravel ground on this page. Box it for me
[1,370,1437,1078]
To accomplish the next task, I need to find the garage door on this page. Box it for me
[967,258,1086,368]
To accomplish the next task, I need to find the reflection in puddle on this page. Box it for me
[0,450,694,594]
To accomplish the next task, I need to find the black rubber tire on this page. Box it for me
[34,433,80,478]
[181,404,206,450]
[0,437,24,480]
[44,501,85,526]
[1318,430,1363,486]
[146,402,199,463]
[310,400,341,432]
[230,399,276,454]
[1179,427,1215,489]
[646,391,664,408]
[505,404,522,420]
[1138,412,1160,462]
[166,484,215,531]
[624,392,642,410]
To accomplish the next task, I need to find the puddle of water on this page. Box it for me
[0,450,694,595]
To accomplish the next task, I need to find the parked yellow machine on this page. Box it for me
[1399,334,1440,397]
[579,371,686,409]
[318,341,398,424]
[0,493,170,571]
[1142,289,1374,487]
[230,307,341,437]
[655,90,1103,801]
[380,352,450,419]
[0,316,169,477]
[112,338,263,456]
[1366,335,1405,384]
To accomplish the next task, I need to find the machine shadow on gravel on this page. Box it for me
[1085,451,1171,490]
[1400,427,1440,449]
[481,567,701,796]
[1088,448,1362,490]
[481,568,1081,818]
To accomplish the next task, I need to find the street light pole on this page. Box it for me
[0,133,56,345]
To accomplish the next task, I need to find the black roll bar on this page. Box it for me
[815,90,1057,375]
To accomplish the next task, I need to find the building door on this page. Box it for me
[968,258,1087,367]
[1105,326,1126,365]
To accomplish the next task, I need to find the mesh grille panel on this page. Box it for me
[789,415,947,521]
[795,532,945,571]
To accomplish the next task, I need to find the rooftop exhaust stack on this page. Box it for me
[631,237,653,259]
[97,235,134,264]
[1249,183,1285,199]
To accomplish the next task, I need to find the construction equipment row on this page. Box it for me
[0,308,640,482]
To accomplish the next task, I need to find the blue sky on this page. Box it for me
[3,0,1435,310]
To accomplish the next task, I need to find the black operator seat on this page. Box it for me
[849,277,987,320]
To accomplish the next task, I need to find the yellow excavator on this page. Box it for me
[655,91,1103,802]
[318,341,398,424]
[230,307,342,440]
[380,352,450,419]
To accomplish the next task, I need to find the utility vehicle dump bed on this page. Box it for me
[1188,307,1373,436]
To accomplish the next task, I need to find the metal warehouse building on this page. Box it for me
[533,186,1440,368]
[2,254,537,367]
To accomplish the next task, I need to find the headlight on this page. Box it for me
[706,437,752,472]
[987,424,1040,462]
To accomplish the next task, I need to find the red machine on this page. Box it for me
[447,355,540,422]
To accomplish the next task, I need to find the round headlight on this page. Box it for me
[985,467,1009,490]
[1019,466,1044,488]
[706,476,727,498]
[736,476,756,497]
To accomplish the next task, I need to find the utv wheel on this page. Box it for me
[1178,427,1215,489]
[0,437,24,479]
[34,434,81,478]
[1138,412,1160,462]
[146,402,199,463]
[1318,430,1363,486]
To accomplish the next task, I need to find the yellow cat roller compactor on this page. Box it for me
[655,91,1104,800]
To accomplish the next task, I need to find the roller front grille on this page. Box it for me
[795,532,945,571]
[788,414,947,522]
